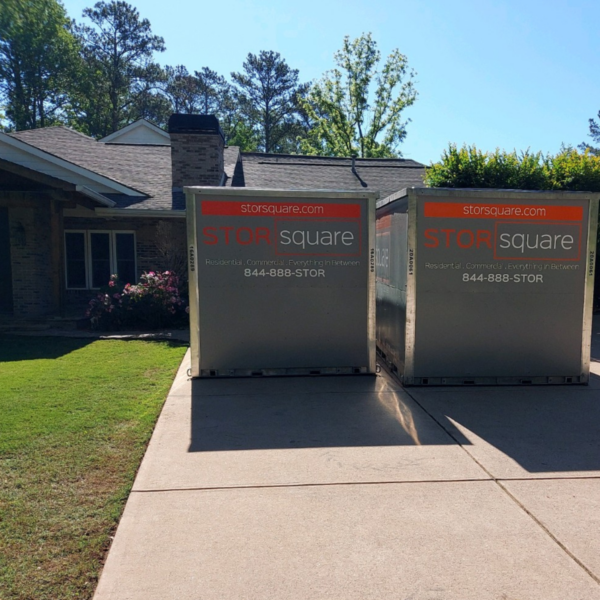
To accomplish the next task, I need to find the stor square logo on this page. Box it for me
[274,218,362,256]
[494,222,582,261]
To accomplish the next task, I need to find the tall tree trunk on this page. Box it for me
[264,98,270,153]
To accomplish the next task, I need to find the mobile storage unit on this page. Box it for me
[186,187,378,377]
[376,187,599,385]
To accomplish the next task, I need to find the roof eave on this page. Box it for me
[0,131,145,196]
[75,185,116,207]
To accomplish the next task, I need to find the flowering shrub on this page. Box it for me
[87,271,188,330]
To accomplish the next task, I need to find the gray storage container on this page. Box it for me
[186,187,378,377]
[376,187,599,385]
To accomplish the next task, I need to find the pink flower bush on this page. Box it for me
[87,272,188,330]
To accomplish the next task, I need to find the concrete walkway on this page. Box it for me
[93,353,600,599]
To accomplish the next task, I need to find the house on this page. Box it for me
[0,114,426,323]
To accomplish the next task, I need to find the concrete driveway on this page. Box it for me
[93,336,600,599]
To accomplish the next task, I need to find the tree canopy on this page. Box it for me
[0,0,81,130]
[231,51,308,153]
[72,0,166,137]
[579,111,600,156]
[0,5,419,158]
[300,33,417,158]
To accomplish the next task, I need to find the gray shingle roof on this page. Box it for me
[238,153,425,198]
[10,126,174,210]
[9,127,426,210]
[223,146,240,186]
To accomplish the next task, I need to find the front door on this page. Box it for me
[0,207,14,314]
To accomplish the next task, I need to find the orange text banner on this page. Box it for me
[424,202,583,222]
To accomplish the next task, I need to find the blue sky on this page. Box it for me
[60,0,599,164]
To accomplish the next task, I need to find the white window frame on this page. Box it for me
[65,229,137,290]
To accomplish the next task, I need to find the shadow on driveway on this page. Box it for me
[408,376,600,475]
[186,315,600,474]
[188,372,600,475]
[188,375,458,451]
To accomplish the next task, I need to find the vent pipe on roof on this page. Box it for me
[351,155,368,188]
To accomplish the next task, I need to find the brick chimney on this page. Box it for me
[168,114,224,189]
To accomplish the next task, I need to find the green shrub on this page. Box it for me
[547,148,600,191]
[425,144,600,192]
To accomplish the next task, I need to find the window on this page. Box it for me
[65,232,87,288]
[90,232,111,289]
[64,230,136,289]
[115,233,136,285]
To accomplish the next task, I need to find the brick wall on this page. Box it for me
[170,132,224,188]
[1,200,55,317]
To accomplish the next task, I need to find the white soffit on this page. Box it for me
[0,132,143,196]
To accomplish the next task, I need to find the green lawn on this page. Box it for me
[0,336,187,600]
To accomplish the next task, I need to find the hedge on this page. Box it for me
[424,145,600,192]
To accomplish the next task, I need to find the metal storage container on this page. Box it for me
[376,187,599,385]
[186,187,378,377]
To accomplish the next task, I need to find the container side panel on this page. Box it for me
[404,192,418,379]
[415,292,583,377]
[186,192,201,377]
[199,287,368,370]
[414,195,590,379]
[581,198,598,380]
[376,206,408,372]
[193,192,374,374]
[367,197,377,373]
